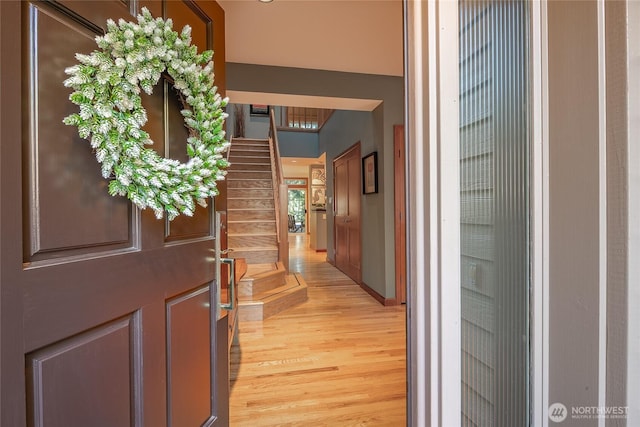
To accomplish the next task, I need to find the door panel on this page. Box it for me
[164,75,212,242]
[333,143,361,283]
[26,317,135,427]
[1,1,229,425]
[24,2,133,263]
[162,1,214,242]
[166,286,212,426]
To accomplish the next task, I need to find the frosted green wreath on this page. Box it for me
[63,7,230,220]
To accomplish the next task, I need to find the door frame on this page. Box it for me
[403,1,548,425]
[394,125,406,305]
[286,177,309,233]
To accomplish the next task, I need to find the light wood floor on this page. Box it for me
[229,234,407,426]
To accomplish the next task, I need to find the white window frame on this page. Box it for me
[405,1,549,425]
[531,1,549,426]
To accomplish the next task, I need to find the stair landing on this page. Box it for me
[237,262,308,321]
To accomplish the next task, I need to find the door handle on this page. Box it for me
[214,212,235,316]
[219,257,236,311]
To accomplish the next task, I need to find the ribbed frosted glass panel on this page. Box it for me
[459,1,530,426]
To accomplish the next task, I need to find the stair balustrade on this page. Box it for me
[268,109,289,273]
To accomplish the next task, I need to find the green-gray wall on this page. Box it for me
[226,104,321,158]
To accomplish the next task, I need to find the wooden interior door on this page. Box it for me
[333,143,362,283]
[0,1,229,425]
[394,125,407,304]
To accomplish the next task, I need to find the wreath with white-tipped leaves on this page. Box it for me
[63,7,230,220]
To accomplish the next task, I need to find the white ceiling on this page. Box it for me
[219,0,404,77]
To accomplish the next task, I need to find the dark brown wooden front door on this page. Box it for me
[0,1,229,425]
[333,143,361,283]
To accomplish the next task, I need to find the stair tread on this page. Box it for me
[245,262,281,276]
[231,246,278,251]
[238,274,305,303]
[227,219,276,224]
[228,208,275,211]
[227,197,273,200]
[227,176,271,178]
[229,155,271,159]
[226,177,272,180]
[228,162,271,164]
[228,163,271,166]
[228,232,277,236]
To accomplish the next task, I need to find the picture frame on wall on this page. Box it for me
[362,152,378,194]
[249,104,270,116]
[310,165,326,186]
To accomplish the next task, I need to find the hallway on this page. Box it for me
[229,234,406,426]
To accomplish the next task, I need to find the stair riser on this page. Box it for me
[230,149,270,157]
[227,221,276,234]
[228,234,277,249]
[228,163,272,172]
[228,188,274,199]
[228,198,274,210]
[238,286,308,321]
[227,179,272,189]
[227,171,272,180]
[231,139,270,147]
[231,250,278,264]
[227,210,275,220]
[229,156,271,164]
[238,270,287,298]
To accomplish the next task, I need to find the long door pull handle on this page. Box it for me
[219,257,236,311]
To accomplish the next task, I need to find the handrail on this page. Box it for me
[267,109,289,272]
[269,109,285,186]
[226,135,233,162]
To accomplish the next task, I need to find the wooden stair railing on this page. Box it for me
[268,109,289,273]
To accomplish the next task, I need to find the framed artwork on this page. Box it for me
[310,165,326,186]
[311,185,326,207]
[362,152,378,194]
[249,104,270,116]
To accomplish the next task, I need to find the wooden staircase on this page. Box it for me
[227,137,307,320]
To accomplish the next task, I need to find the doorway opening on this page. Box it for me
[287,186,307,233]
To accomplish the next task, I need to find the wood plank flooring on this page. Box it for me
[230,234,407,426]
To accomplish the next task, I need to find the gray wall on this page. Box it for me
[320,108,386,296]
[627,2,640,424]
[226,104,320,158]
[226,103,270,140]
[226,63,403,299]
[548,2,600,422]
[605,0,630,419]
[548,1,630,424]
[278,131,320,158]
